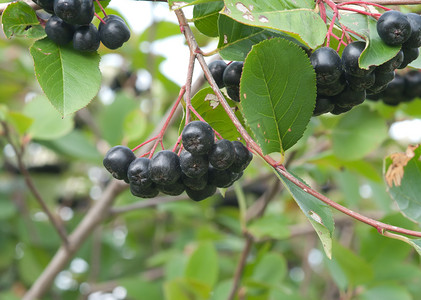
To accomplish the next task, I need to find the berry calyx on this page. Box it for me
[182,121,215,155]
[377,10,412,46]
[127,157,153,188]
[179,150,208,178]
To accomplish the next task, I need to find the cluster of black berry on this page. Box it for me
[34,0,130,52]
[367,70,421,105]
[103,121,253,202]
[311,39,418,116]
[207,60,244,102]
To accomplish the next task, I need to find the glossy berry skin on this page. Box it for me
[376,50,404,73]
[345,72,375,91]
[404,13,421,48]
[99,15,131,50]
[367,70,395,95]
[181,173,208,191]
[45,15,75,45]
[382,74,405,105]
[332,85,366,107]
[186,184,217,202]
[149,150,182,185]
[127,157,153,187]
[157,180,185,196]
[208,166,236,188]
[377,10,411,46]
[310,47,343,85]
[313,97,334,116]
[179,150,208,178]
[73,23,100,52]
[403,70,421,99]
[398,47,419,69]
[208,60,227,88]
[342,41,374,77]
[209,139,235,170]
[228,141,252,173]
[317,75,346,97]
[222,61,243,88]
[226,86,240,102]
[54,0,94,25]
[103,145,136,182]
[130,183,159,198]
[182,121,215,155]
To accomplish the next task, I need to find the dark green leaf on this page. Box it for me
[276,170,334,258]
[248,215,290,240]
[385,145,421,224]
[221,0,326,48]
[241,38,316,154]
[217,15,284,61]
[2,1,46,39]
[193,2,224,37]
[250,252,287,286]
[332,106,388,161]
[30,38,101,116]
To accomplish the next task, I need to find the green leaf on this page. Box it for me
[339,13,400,69]
[248,215,290,240]
[164,278,210,300]
[30,38,101,116]
[250,252,287,287]
[276,170,334,258]
[385,145,421,224]
[23,95,74,140]
[330,240,373,286]
[185,241,219,288]
[241,38,316,154]
[217,14,284,61]
[407,238,421,256]
[2,1,46,39]
[7,111,33,136]
[358,285,412,300]
[332,106,388,161]
[189,87,243,141]
[221,0,327,49]
[168,0,221,10]
[193,2,224,37]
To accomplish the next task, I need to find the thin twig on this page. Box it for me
[174,8,421,240]
[1,122,70,247]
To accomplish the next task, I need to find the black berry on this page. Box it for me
[186,184,217,202]
[228,141,252,173]
[127,157,153,187]
[54,0,94,25]
[130,183,159,198]
[376,50,404,73]
[403,13,421,48]
[157,179,185,196]
[398,47,419,69]
[45,15,75,45]
[310,47,343,85]
[103,145,136,182]
[207,60,227,88]
[222,61,243,88]
[226,86,240,102]
[377,10,412,46]
[181,172,208,191]
[345,72,375,91]
[179,150,208,178]
[208,139,235,170]
[73,23,100,52]
[342,41,374,77]
[313,97,334,116]
[149,150,182,185]
[182,121,215,155]
[98,15,131,50]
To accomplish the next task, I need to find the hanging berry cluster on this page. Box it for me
[103,121,253,202]
[33,0,130,52]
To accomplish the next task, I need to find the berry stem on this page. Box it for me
[94,12,106,25]
[188,104,223,139]
[184,52,196,124]
[132,136,158,152]
[337,6,381,18]
[336,1,391,11]
[94,0,107,18]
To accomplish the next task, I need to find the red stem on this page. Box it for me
[94,12,106,25]
[132,136,158,152]
[95,0,107,17]
[337,1,391,10]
